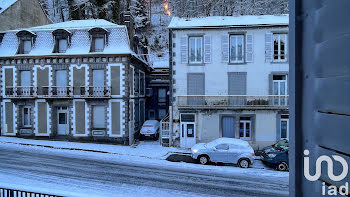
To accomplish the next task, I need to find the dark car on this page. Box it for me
[261,139,289,171]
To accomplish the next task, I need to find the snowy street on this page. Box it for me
[0,139,289,197]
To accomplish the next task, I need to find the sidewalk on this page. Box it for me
[0,136,188,160]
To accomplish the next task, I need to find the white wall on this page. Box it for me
[172,27,289,97]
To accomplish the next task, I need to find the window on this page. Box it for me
[189,37,203,63]
[239,117,251,140]
[94,37,105,52]
[280,114,289,139]
[58,39,68,53]
[158,109,166,120]
[20,71,31,96]
[158,88,166,103]
[230,35,244,63]
[140,72,145,95]
[180,114,195,122]
[23,40,32,54]
[273,75,288,105]
[16,30,36,54]
[93,106,105,128]
[89,27,108,52]
[215,144,229,150]
[149,110,155,120]
[273,34,288,62]
[22,106,31,127]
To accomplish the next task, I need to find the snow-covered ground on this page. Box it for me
[0,136,185,159]
[0,138,289,196]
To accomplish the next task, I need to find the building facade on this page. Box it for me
[145,66,170,121]
[168,15,289,149]
[0,19,150,145]
[0,0,52,31]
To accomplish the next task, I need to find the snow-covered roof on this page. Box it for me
[25,19,124,31]
[206,138,250,148]
[168,15,289,29]
[0,0,17,14]
[0,19,133,57]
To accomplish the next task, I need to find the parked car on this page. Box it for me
[140,120,160,140]
[191,138,255,168]
[261,139,289,171]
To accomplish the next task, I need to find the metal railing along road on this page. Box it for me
[0,187,62,197]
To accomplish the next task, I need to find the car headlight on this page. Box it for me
[267,153,277,158]
[192,149,198,153]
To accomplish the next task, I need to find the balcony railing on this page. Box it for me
[5,86,37,97]
[42,86,73,97]
[80,86,111,97]
[177,95,289,109]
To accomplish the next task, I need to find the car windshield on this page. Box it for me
[274,139,289,150]
[205,140,220,148]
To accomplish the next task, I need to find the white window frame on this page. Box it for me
[22,106,31,127]
[273,34,288,62]
[23,40,32,54]
[229,35,245,63]
[239,119,251,140]
[280,115,289,139]
[158,88,166,103]
[188,37,203,64]
[94,37,105,52]
[58,39,68,53]
[273,75,288,105]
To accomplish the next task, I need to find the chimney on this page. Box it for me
[120,11,135,48]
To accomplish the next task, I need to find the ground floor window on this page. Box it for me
[158,109,167,120]
[149,110,155,120]
[280,114,289,139]
[22,106,31,127]
[93,105,105,128]
[239,117,251,140]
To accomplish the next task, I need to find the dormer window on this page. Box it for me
[23,40,32,54]
[0,33,4,44]
[16,30,36,55]
[52,29,71,53]
[58,39,68,53]
[89,27,108,52]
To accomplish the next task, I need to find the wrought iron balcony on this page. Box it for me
[5,86,37,98]
[177,95,289,109]
[80,86,111,98]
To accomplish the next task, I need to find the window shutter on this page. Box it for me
[265,33,273,62]
[245,34,253,63]
[221,35,229,63]
[204,35,212,63]
[180,36,188,64]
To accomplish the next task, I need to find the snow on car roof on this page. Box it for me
[0,0,17,14]
[208,138,250,147]
[143,120,159,125]
[168,15,289,29]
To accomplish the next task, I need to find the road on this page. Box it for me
[0,145,289,197]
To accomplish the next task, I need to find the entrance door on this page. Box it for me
[280,115,289,139]
[222,116,235,138]
[57,107,69,135]
[180,114,196,148]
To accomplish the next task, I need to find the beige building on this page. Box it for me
[0,17,150,145]
[0,0,52,31]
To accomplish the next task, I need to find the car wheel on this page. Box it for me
[277,162,289,171]
[139,135,144,141]
[198,155,209,165]
[238,158,250,168]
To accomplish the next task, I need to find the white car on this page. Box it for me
[140,120,160,140]
[191,138,255,168]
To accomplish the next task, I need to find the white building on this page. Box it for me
[168,15,289,150]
